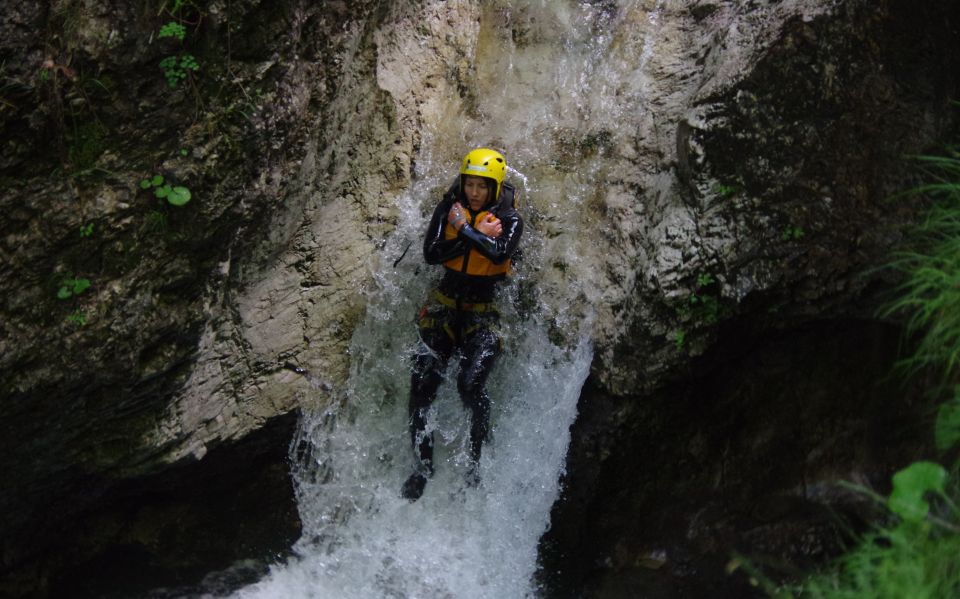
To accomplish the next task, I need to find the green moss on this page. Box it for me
[676,272,724,326]
[714,182,742,198]
[66,121,107,171]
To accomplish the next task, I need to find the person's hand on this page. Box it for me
[448,202,467,230]
[476,213,502,238]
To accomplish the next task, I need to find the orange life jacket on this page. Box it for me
[443,209,512,277]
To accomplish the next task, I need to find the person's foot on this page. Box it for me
[465,463,480,488]
[401,471,429,501]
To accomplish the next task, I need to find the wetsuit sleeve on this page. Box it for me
[423,193,468,264]
[457,208,523,265]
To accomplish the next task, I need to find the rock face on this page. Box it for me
[1,0,959,596]
[1,0,401,592]
[535,0,960,596]
[596,0,960,395]
[540,321,935,598]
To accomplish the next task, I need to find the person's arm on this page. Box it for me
[423,193,469,264]
[456,207,523,264]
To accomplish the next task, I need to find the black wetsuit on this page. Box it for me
[407,184,523,489]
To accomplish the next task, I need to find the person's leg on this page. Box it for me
[457,320,502,483]
[409,348,446,473]
[403,305,453,500]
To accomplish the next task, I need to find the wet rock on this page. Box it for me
[536,0,960,596]
[0,0,389,591]
[11,413,301,599]
[540,321,932,598]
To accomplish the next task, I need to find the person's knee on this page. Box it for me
[457,368,483,399]
[411,354,443,395]
[459,375,492,418]
[411,371,441,398]
[412,349,441,373]
[477,329,503,358]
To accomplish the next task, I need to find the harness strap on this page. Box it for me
[432,290,496,313]
[442,323,457,341]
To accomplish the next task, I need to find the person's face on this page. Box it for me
[463,176,491,211]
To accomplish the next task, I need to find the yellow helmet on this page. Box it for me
[460,148,507,201]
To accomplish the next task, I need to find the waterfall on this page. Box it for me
[231,179,591,598]
[227,136,596,593]
[227,1,663,596]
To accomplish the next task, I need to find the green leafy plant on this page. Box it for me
[935,388,960,451]
[66,309,87,326]
[140,174,163,189]
[79,223,94,237]
[140,174,192,206]
[57,276,91,300]
[156,0,202,89]
[782,225,805,241]
[687,292,720,324]
[159,53,199,88]
[673,330,687,350]
[887,461,948,524]
[155,183,191,205]
[678,272,722,326]
[777,513,960,598]
[158,21,186,41]
[771,447,960,599]
[715,183,741,198]
[146,210,169,232]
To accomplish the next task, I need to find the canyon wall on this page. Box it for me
[1,0,958,595]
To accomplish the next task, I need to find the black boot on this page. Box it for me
[401,470,429,501]
[401,459,433,501]
[465,462,480,488]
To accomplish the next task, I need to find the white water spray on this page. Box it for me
[235,177,592,598]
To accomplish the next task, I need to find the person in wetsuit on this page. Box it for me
[401,148,523,501]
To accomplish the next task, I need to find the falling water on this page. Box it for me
[230,1,663,597]
[231,173,591,598]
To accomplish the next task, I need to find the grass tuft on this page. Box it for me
[880,150,960,383]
